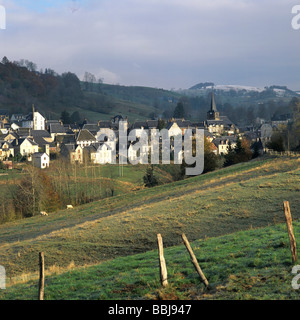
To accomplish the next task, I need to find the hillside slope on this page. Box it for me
[1,220,299,300]
[0,58,180,122]
[0,155,300,286]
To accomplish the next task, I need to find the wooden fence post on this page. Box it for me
[157,234,168,287]
[283,201,298,264]
[38,252,45,300]
[182,233,209,288]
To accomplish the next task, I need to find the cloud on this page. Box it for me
[0,0,299,90]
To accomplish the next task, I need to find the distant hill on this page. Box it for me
[181,83,299,106]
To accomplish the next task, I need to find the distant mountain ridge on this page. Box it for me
[187,83,299,97]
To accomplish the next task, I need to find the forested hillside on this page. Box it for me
[0,57,180,122]
[0,56,299,126]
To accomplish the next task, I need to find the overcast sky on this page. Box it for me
[0,0,299,90]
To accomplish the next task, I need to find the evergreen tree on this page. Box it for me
[60,110,71,124]
[173,102,185,118]
[143,165,158,188]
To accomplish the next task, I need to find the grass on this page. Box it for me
[0,155,300,299]
[1,221,299,300]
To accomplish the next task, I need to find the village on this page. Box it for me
[0,92,276,170]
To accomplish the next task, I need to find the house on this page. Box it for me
[32,152,49,169]
[10,123,20,131]
[212,137,237,155]
[21,107,46,130]
[0,110,9,130]
[76,129,97,147]
[70,145,84,164]
[11,114,25,122]
[12,138,39,160]
[96,128,117,154]
[94,143,114,164]
[3,132,19,143]
[166,122,182,138]
[0,141,14,160]
[33,108,46,130]
[49,123,66,140]
[60,143,84,164]
[82,123,100,136]
[0,110,9,123]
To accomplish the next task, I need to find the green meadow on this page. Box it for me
[0,155,300,299]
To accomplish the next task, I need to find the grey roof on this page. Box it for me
[49,123,66,134]
[98,120,112,129]
[32,136,49,146]
[56,134,76,144]
[82,123,100,134]
[23,112,33,121]
[147,120,159,128]
[212,136,237,146]
[16,127,31,136]
[31,130,51,138]
[77,129,96,142]
[0,141,13,149]
[131,121,148,129]
[12,137,38,147]
[32,152,49,157]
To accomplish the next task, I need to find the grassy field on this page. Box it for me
[0,155,300,299]
[1,221,299,300]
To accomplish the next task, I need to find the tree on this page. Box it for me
[13,165,41,217]
[143,165,158,187]
[203,137,218,173]
[267,132,285,152]
[173,102,185,118]
[224,137,253,167]
[83,71,96,91]
[60,110,71,124]
[224,142,236,167]
[70,111,81,124]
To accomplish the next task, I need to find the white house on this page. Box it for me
[76,129,97,147]
[33,111,46,130]
[212,137,237,155]
[22,109,45,130]
[94,143,113,164]
[32,152,49,169]
[166,122,182,138]
[13,138,39,160]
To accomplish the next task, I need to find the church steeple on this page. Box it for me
[207,89,219,120]
[210,90,217,112]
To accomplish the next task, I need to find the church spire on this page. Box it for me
[207,88,220,121]
[210,89,217,112]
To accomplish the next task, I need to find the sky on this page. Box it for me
[0,0,300,90]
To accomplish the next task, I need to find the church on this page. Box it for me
[204,90,236,136]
